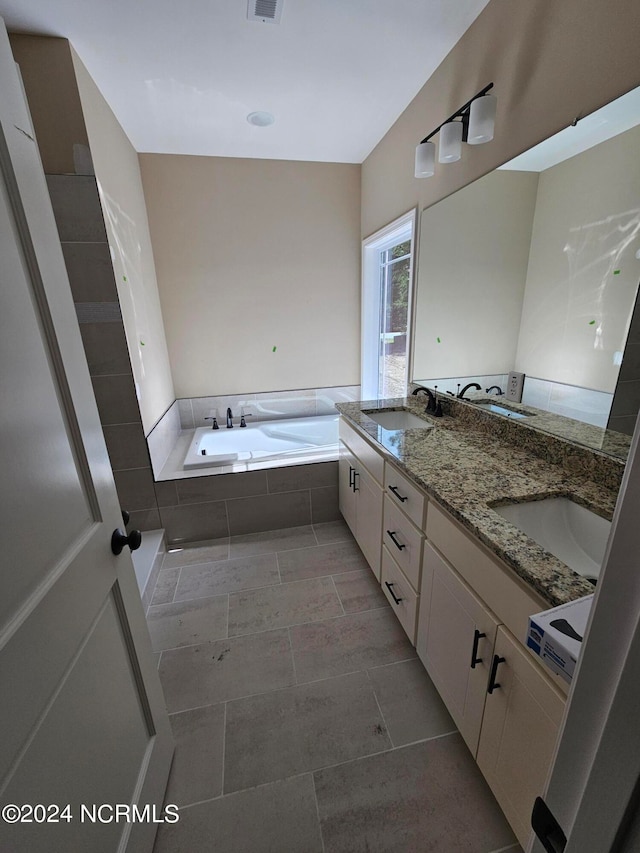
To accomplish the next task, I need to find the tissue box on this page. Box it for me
[527,594,594,684]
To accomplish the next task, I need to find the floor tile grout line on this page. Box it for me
[365,668,395,750]
[310,772,326,853]
[221,701,227,797]
[171,566,183,604]
[225,593,230,639]
[287,627,298,685]
[176,770,317,813]
[488,846,522,853]
[330,575,347,617]
[274,551,283,585]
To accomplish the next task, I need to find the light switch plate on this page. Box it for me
[506,371,525,402]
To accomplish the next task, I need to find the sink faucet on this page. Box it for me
[412,386,442,417]
[458,382,482,400]
[226,407,233,428]
[486,385,504,395]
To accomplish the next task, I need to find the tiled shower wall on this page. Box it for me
[46,174,163,532]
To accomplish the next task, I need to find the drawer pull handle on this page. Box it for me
[386,530,406,551]
[470,629,486,669]
[352,470,359,492]
[487,655,506,694]
[388,485,408,503]
[385,581,403,605]
[348,465,355,488]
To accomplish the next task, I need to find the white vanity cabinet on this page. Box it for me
[338,419,384,580]
[418,542,499,755]
[379,461,427,644]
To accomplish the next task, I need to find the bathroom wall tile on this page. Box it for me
[153,775,323,853]
[154,480,178,507]
[191,394,257,428]
[103,423,150,471]
[127,508,162,533]
[176,470,268,504]
[316,385,361,415]
[177,398,195,430]
[46,175,108,242]
[165,703,225,807]
[223,671,390,793]
[521,376,552,410]
[91,373,141,425]
[113,467,157,512]
[147,402,181,477]
[226,490,312,536]
[253,389,316,421]
[61,242,118,302]
[310,485,340,523]
[158,628,295,712]
[267,461,337,493]
[79,322,132,376]
[159,501,230,545]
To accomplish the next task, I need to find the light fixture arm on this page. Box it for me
[419,82,494,145]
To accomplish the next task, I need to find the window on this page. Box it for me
[361,210,416,399]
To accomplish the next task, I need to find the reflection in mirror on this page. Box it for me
[412,86,640,457]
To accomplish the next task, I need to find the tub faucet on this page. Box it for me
[226,407,233,428]
[458,383,482,400]
[486,385,504,395]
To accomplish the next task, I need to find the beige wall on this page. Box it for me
[361,0,640,241]
[413,170,538,380]
[139,154,361,398]
[515,125,640,393]
[72,52,175,434]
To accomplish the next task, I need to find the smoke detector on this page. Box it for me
[247,0,283,24]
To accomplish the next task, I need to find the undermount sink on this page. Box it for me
[474,401,530,419]
[493,497,611,582]
[366,409,433,431]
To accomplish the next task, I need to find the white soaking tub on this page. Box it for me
[183,414,339,470]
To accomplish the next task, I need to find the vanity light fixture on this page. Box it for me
[415,83,496,178]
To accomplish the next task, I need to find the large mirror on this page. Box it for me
[412,86,640,458]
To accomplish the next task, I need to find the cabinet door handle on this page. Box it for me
[386,530,406,551]
[352,470,359,492]
[385,581,403,605]
[487,654,506,694]
[349,465,355,488]
[470,629,486,669]
[388,485,408,503]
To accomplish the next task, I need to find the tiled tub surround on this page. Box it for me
[337,395,625,608]
[154,461,340,546]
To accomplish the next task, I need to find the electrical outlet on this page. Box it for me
[506,371,525,403]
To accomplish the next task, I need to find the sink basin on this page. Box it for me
[366,409,433,431]
[493,497,610,581]
[475,401,530,419]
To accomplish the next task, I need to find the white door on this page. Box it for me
[0,21,173,853]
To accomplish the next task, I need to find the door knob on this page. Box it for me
[111,527,142,555]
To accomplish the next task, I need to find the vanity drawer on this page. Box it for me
[381,546,419,645]
[339,417,384,484]
[383,495,423,592]
[384,462,427,528]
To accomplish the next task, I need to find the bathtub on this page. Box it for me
[183,414,339,470]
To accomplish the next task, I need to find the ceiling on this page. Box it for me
[0,0,490,163]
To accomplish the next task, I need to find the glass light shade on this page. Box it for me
[467,93,497,144]
[414,141,435,178]
[438,121,463,163]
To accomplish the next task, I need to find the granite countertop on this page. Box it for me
[336,396,625,609]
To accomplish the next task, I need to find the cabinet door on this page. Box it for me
[354,463,383,581]
[419,543,499,756]
[477,626,565,850]
[338,441,357,534]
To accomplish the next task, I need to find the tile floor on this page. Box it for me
[148,520,522,853]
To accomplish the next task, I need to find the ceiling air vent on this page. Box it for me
[247,0,283,24]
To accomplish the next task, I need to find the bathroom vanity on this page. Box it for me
[336,395,623,849]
